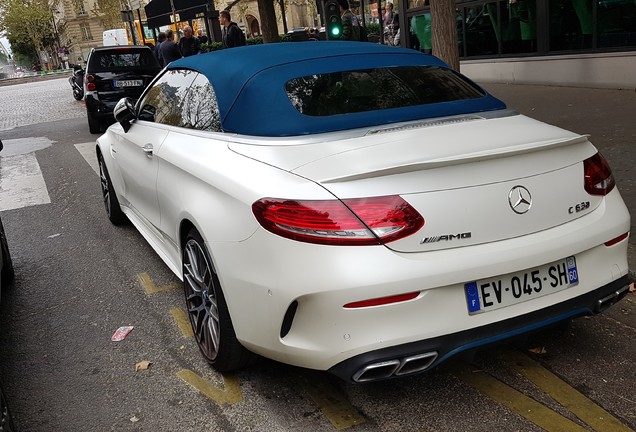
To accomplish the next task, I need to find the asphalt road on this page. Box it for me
[0,77,634,432]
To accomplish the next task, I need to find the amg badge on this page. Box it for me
[421,232,472,244]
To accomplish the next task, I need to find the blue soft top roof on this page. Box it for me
[168,42,505,137]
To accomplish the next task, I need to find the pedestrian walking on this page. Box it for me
[220,11,246,48]
[178,25,201,57]
[159,29,181,66]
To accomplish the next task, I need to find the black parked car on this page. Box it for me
[84,46,161,134]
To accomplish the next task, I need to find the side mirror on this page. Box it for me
[114,97,137,133]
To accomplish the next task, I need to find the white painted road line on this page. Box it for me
[0,153,51,211]
[74,142,99,176]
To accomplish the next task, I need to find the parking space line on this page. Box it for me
[502,350,633,432]
[448,362,588,432]
[177,370,243,405]
[170,308,194,338]
[295,372,366,430]
[138,272,179,295]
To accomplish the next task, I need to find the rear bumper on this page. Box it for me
[328,274,632,383]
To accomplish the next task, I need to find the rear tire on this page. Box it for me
[183,229,253,372]
[98,153,126,225]
[88,113,101,134]
[73,89,83,101]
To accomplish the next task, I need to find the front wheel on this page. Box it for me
[98,153,126,225]
[183,229,253,372]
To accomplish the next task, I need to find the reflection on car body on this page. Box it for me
[96,42,631,383]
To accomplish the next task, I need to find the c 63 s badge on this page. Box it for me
[569,201,590,214]
[421,232,472,244]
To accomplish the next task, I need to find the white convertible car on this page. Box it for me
[97,42,631,382]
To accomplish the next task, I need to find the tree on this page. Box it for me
[92,0,125,30]
[430,0,460,71]
[256,0,279,43]
[0,0,56,67]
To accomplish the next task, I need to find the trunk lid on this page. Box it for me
[229,114,601,252]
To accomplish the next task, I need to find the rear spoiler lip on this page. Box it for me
[321,134,590,184]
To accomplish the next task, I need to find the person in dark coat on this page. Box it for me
[178,25,201,57]
[154,31,166,66]
[219,10,246,48]
[159,29,182,66]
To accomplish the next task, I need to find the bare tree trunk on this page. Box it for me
[430,0,460,71]
[256,0,279,43]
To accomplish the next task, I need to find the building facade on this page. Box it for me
[402,0,636,88]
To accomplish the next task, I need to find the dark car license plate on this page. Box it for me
[114,79,143,88]
[465,256,579,314]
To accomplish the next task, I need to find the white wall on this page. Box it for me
[460,51,636,90]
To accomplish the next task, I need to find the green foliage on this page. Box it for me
[0,0,55,64]
[247,36,263,45]
[92,0,126,30]
[199,34,295,52]
[201,42,223,52]
[366,22,380,35]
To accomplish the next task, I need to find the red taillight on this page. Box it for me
[86,74,96,91]
[252,196,424,246]
[344,291,421,309]
[584,153,615,196]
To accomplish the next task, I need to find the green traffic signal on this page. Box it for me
[331,27,341,37]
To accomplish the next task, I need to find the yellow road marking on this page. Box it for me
[448,362,588,432]
[138,272,179,295]
[170,308,194,338]
[295,372,365,430]
[502,350,634,432]
[177,370,243,405]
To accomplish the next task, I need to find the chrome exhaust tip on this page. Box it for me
[352,360,401,383]
[395,352,438,376]
[352,351,439,382]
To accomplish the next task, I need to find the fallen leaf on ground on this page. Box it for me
[135,360,152,372]
[629,282,635,293]
[528,347,547,355]
[130,416,139,423]
[111,326,134,341]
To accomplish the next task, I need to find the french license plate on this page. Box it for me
[114,79,143,88]
[465,256,579,314]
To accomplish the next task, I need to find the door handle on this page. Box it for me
[142,143,154,157]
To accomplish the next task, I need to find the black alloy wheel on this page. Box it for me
[98,154,126,225]
[182,229,253,372]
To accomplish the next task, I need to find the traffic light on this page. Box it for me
[324,0,342,40]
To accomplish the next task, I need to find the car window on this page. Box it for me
[138,69,197,125]
[137,70,222,132]
[89,49,157,71]
[180,73,222,132]
[285,66,485,116]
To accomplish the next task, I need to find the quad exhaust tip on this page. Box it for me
[595,284,630,313]
[352,352,438,383]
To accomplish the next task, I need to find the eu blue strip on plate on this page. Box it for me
[465,281,481,313]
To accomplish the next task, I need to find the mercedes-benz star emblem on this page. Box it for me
[508,185,532,214]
